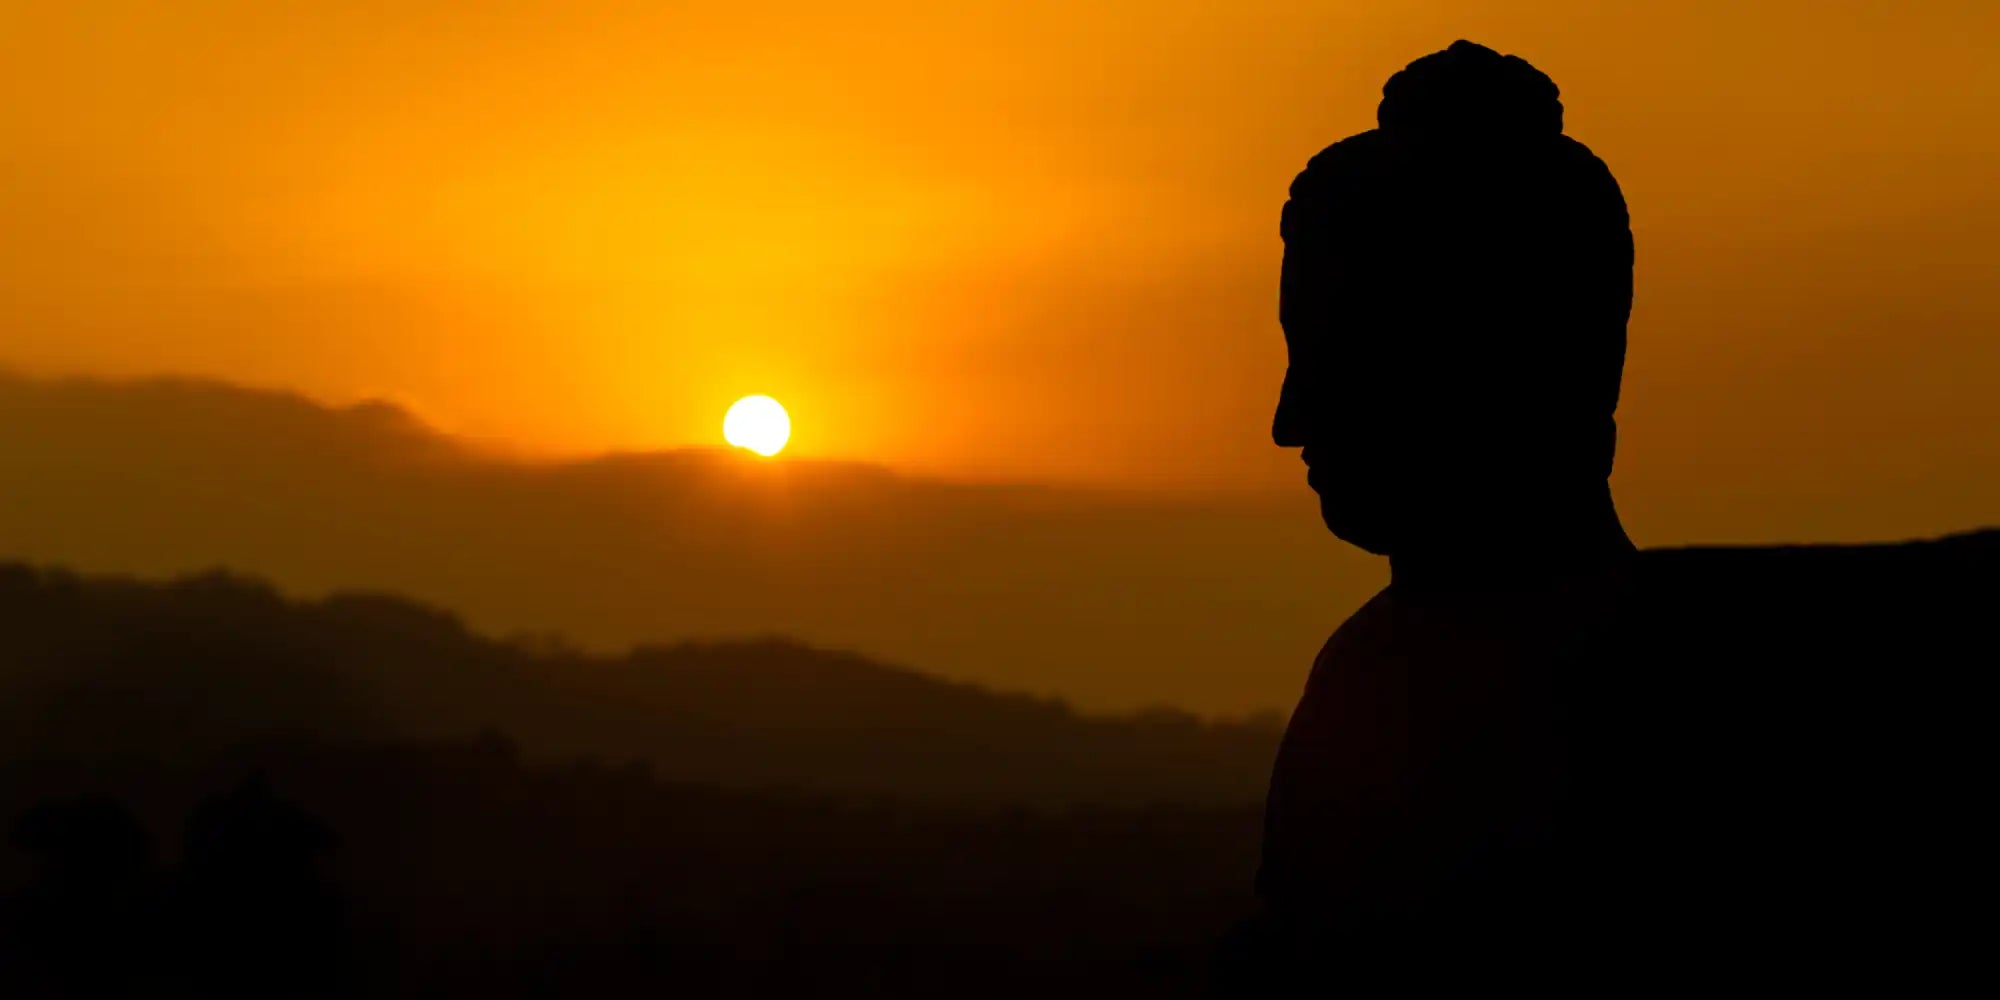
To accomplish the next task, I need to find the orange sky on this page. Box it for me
[3,1,1996,541]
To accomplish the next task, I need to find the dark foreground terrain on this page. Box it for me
[0,738,1261,997]
[0,564,1272,997]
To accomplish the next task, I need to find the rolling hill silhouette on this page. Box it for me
[0,561,1280,807]
[0,371,1371,715]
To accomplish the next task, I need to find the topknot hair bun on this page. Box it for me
[1377,40,1564,138]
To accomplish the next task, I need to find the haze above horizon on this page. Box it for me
[2,2,1995,530]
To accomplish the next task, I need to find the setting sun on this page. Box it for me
[723,395,791,457]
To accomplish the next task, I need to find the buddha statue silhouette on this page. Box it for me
[1223,39,1997,995]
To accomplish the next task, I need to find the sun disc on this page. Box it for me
[723,395,790,457]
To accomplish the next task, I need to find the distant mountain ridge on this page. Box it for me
[0,371,1373,714]
[0,561,1282,807]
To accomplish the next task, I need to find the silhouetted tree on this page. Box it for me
[6,797,161,997]
[174,774,345,998]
